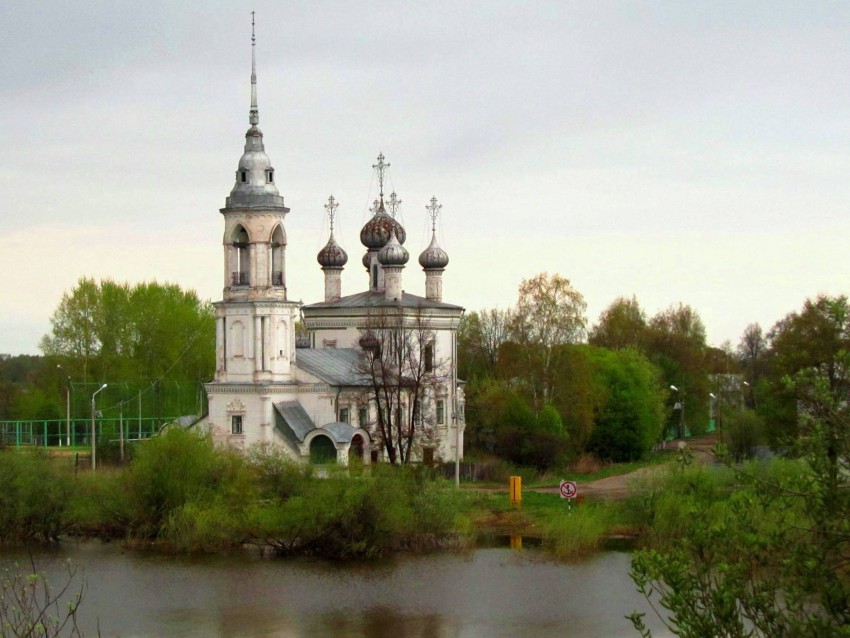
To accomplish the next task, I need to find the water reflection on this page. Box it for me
[0,542,670,638]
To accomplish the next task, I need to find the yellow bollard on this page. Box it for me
[509,475,522,509]
[510,533,523,550]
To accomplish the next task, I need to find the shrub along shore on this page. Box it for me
[0,430,801,563]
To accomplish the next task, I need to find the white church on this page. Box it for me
[198,26,464,466]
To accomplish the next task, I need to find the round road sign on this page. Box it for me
[559,480,577,499]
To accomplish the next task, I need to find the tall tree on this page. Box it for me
[737,322,766,405]
[647,303,709,437]
[356,309,445,464]
[40,277,101,383]
[589,295,648,351]
[761,295,850,442]
[458,308,512,380]
[509,272,587,406]
[37,278,215,420]
[585,346,666,462]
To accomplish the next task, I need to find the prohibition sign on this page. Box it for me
[559,480,577,499]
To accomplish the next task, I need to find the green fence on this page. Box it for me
[0,417,181,448]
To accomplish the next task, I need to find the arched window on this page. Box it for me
[270,225,285,287]
[230,225,250,286]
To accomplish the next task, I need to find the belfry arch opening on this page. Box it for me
[230,225,250,286]
[271,225,285,287]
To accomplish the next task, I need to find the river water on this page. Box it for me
[1,541,671,637]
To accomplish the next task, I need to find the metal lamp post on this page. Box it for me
[742,380,755,410]
[709,391,718,434]
[91,384,107,471]
[670,384,685,441]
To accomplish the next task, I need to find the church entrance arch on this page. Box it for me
[349,434,365,462]
[309,434,336,464]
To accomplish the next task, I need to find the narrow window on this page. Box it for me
[339,407,350,424]
[267,169,274,183]
[436,400,445,425]
[231,415,243,435]
[424,343,434,372]
[371,264,378,289]
[358,406,367,426]
[240,171,247,183]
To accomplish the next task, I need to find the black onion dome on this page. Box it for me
[360,204,407,249]
[377,229,409,266]
[418,233,449,269]
[317,234,348,268]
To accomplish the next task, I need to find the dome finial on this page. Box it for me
[324,195,339,233]
[372,153,390,198]
[249,11,259,126]
[387,191,402,219]
[426,196,443,232]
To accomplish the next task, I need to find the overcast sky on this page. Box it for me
[2,1,849,355]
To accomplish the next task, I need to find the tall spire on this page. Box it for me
[249,11,259,126]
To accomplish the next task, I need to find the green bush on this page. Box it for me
[65,469,129,538]
[122,429,253,539]
[246,441,313,501]
[723,409,764,460]
[0,449,70,543]
[245,465,468,559]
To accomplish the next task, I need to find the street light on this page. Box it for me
[670,384,685,441]
[57,365,71,447]
[91,384,107,471]
[742,380,755,410]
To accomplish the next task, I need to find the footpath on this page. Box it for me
[534,433,720,501]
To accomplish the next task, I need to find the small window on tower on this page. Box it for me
[240,171,247,183]
[371,264,378,288]
[267,170,274,183]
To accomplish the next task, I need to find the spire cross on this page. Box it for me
[426,196,442,232]
[324,195,339,232]
[372,153,390,198]
[387,192,402,218]
[249,12,259,126]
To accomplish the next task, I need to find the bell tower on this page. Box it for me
[211,14,299,388]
